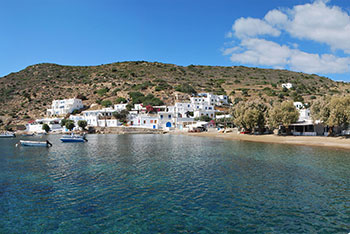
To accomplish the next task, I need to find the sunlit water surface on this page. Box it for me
[1,134,350,233]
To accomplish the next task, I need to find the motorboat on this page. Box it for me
[0,132,16,138]
[60,134,87,143]
[18,140,53,147]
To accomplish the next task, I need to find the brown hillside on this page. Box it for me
[0,61,348,126]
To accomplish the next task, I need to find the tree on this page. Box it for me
[101,100,113,107]
[325,96,350,128]
[268,101,299,129]
[42,124,50,133]
[113,110,129,123]
[78,120,87,130]
[311,96,350,134]
[65,120,75,131]
[231,101,267,132]
[60,119,68,127]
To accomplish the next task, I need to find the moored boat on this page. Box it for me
[60,134,88,143]
[18,140,53,147]
[0,132,16,138]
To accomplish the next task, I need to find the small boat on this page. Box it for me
[22,133,35,136]
[0,132,16,138]
[60,134,88,143]
[18,140,53,147]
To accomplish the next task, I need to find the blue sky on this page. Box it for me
[1,0,350,81]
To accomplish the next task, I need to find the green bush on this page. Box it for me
[42,124,50,133]
[101,100,113,107]
[115,97,127,104]
[78,120,87,130]
[96,88,109,96]
[128,92,164,106]
[175,84,196,94]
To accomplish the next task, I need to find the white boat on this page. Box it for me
[19,140,53,147]
[0,132,16,138]
[60,134,87,143]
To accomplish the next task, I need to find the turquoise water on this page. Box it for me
[1,134,350,233]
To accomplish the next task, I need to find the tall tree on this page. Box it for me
[268,101,299,129]
[231,101,267,132]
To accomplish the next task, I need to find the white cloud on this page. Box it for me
[287,1,350,53]
[290,51,350,74]
[264,9,288,27]
[225,38,350,74]
[232,17,280,39]
[229,38,290,67]
[224,0,350,74]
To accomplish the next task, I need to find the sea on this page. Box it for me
[1,134,349,233]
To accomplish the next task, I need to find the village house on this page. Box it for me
[26,118,62,133]
[289,102,325,136]
[82,108,119,127]
[282,83,293,89]
[190,93,229,106]
[42,92,226,132]
[47,98,84,116]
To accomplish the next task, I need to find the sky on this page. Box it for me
[1,0,350,81]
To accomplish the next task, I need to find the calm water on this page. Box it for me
[1,134,350,233]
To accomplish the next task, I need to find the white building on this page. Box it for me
[282,83,293,89]
[82,108,120,127]
[114,104,127,112]
[129,114,160,129]
[293,102,311,122]
[191,93,229,106]
[26,118,62,133]
[47,98,84,116]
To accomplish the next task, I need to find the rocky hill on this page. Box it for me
[0,61,348,127]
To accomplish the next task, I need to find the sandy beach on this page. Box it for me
[180,131,350,150]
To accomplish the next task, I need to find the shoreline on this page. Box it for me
[176,131,350,151]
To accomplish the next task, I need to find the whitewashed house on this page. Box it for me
[282,83,293,89]
[47,98,84,116]
[129,114,159,129]
[26,118,62,133]
[289,102,325,136]
[68,115,86,131]
[82,108,119,127]
[114,104,128,112]
[191,93,229,106]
